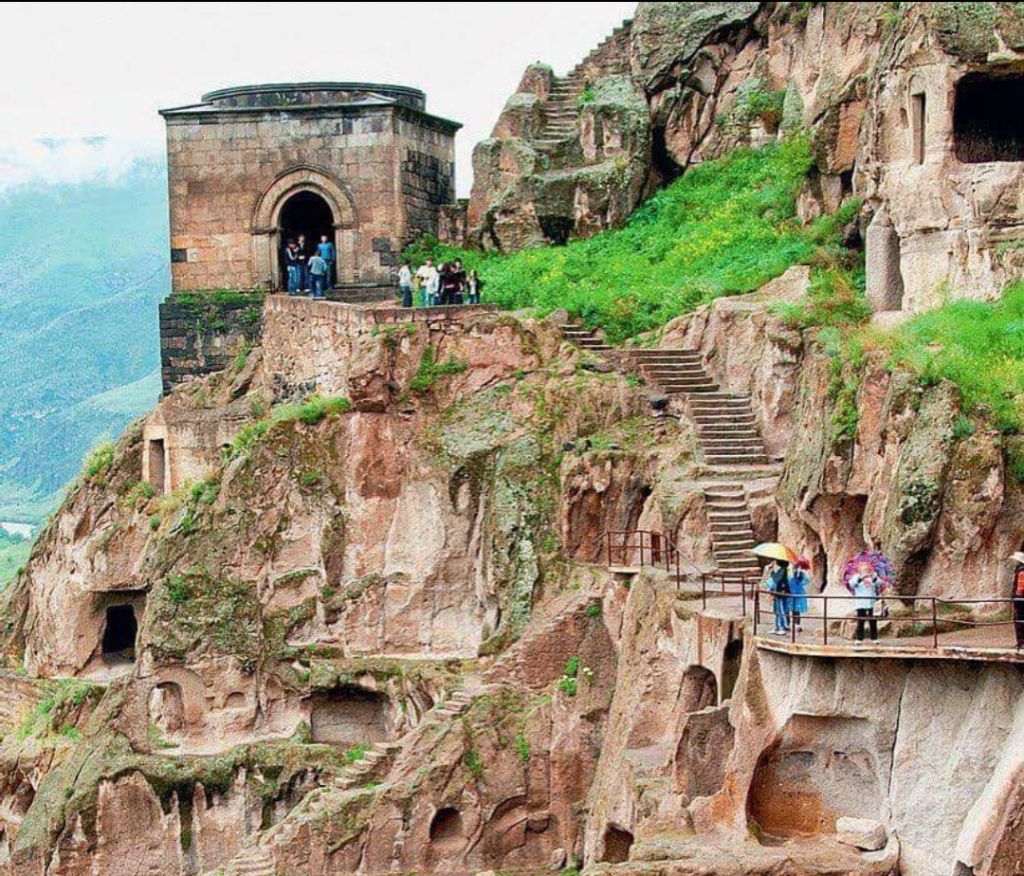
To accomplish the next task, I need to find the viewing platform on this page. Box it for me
[601,529,1024,665]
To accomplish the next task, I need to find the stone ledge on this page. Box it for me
[755,637,1024,664]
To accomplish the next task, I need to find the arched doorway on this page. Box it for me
[279,190,335,290]
[253,167,358,291]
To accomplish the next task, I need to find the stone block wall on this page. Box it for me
[163,96,459,292]
[159,293,265,393]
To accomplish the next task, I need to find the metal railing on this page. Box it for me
[600,530,757,615]
[753,590,1022,653]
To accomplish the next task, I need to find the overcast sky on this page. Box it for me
[0,1,636,195]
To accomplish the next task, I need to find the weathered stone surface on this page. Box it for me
[836,816,888,851]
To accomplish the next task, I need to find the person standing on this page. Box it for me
[765,560,791,635]
[789,558,811,633]
[450,258,467,305]
[398,261,414,308]
[296,234,309,292]
[850,563,881,643]
[466,269,484,304]
[317,234,336,290]
[283,240,301,295]
[415,258,439,307]
[1011,551,1024,649]
[307,251,329,299]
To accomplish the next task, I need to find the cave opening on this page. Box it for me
[429,807,465,848]
[102,604,138,660]
[721,639,744,702]
[954,74,1024,163]
[310,686,390,745]
[601,825,634,864]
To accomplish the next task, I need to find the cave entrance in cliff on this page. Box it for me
[954,74,1024,163]
[147,439,167,494]
[429,807,465,852]
[310,686,391,746]
[600,825,634,864]
[148,681,185,735]
[680,664,718,711]
[278,190,336,289]
[101,604,138,661]
[720,639,743,702]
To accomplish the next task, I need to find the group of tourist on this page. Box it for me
[398,257,484,308]
[763,556,885,643]
[283,234,336,298]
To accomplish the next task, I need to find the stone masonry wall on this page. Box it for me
[165,106,457,291]
[159,293,265,393]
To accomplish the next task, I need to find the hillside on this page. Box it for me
[0,164,169,524]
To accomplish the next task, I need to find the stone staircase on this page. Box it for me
[704,485,761,587]
[533,18,633,155]
[631,350,769,467]
[332,740,403,790]
[559,323,612,353]
[535,75,585,153]
[219,845,275,876]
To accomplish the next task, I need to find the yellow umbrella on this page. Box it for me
[752,542,797,563]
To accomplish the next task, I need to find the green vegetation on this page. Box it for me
[514,731,531,764]
[226,395,352,460]
[17,679,95,743]
[82,441,115,480]
[464,746,485,779]
[409,346,468,393]
[557,656,581,697]
[408,137,855,342]
[0,529,31,588]
[885,282,1024,434]
[344,742,370,764]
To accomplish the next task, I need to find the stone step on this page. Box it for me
[706,505,749,515]
[223,846,276,876]
[706,456,770,466]
[698,427,761,437]
[708,520,754,533]
[655,378,719,388]
[689,398,754,408]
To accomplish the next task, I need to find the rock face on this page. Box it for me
[468,2,1024,317]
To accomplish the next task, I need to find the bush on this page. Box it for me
[409,346,468,393]
[405,137,846,342]
[225,395,352,459]
[82,442,114,479]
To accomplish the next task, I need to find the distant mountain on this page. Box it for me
[0,163,170,524]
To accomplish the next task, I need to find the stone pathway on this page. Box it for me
[703,485,761,587]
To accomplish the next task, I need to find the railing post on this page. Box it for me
[701,575,707,611]
[741,577,747,618]
[932,597,938,649]
[753,586,759,637]
[823,595,828,646]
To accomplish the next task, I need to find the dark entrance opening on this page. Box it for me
[954,74,1024,163]
[721,639,744,702]
[601,825,634,863]
[148,439,166,494]
[279,190,335,289]
[102,605,138,659]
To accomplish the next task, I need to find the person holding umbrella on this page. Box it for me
[846,558,884,643]
[841,550,894,644]
[753,543,797,636]
[1010,551,1024,649]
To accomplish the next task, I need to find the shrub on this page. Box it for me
[82,442,114,479]
[514,732,531,764]
[409,346,468,393]
[225,395,352,460]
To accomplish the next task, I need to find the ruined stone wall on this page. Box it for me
[159,293,264,393]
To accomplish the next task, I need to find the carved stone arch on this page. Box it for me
[251,166,360,289]
[253,165,358,232]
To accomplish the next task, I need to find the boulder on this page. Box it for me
[836,817,888,851]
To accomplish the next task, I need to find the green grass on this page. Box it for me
[409,346,468,393]
[406,136,852,342]
[885,282,1024,434]
[225,395,352,459]
[81,441,114,479]
[0,530,31,589]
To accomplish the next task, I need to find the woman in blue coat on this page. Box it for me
[789,557,811,632]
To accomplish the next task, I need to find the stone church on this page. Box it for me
[160,82,460,292]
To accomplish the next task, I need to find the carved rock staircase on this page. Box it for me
[211,686,486,875]
[631,349,770,467]
[704,484,761,586]
[559,323,613,353]
[533,19,633,155]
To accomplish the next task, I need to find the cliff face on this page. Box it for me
[468,2,1024,318]
[1,286,1023,875]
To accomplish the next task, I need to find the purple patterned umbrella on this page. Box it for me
[842,550,895,594]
